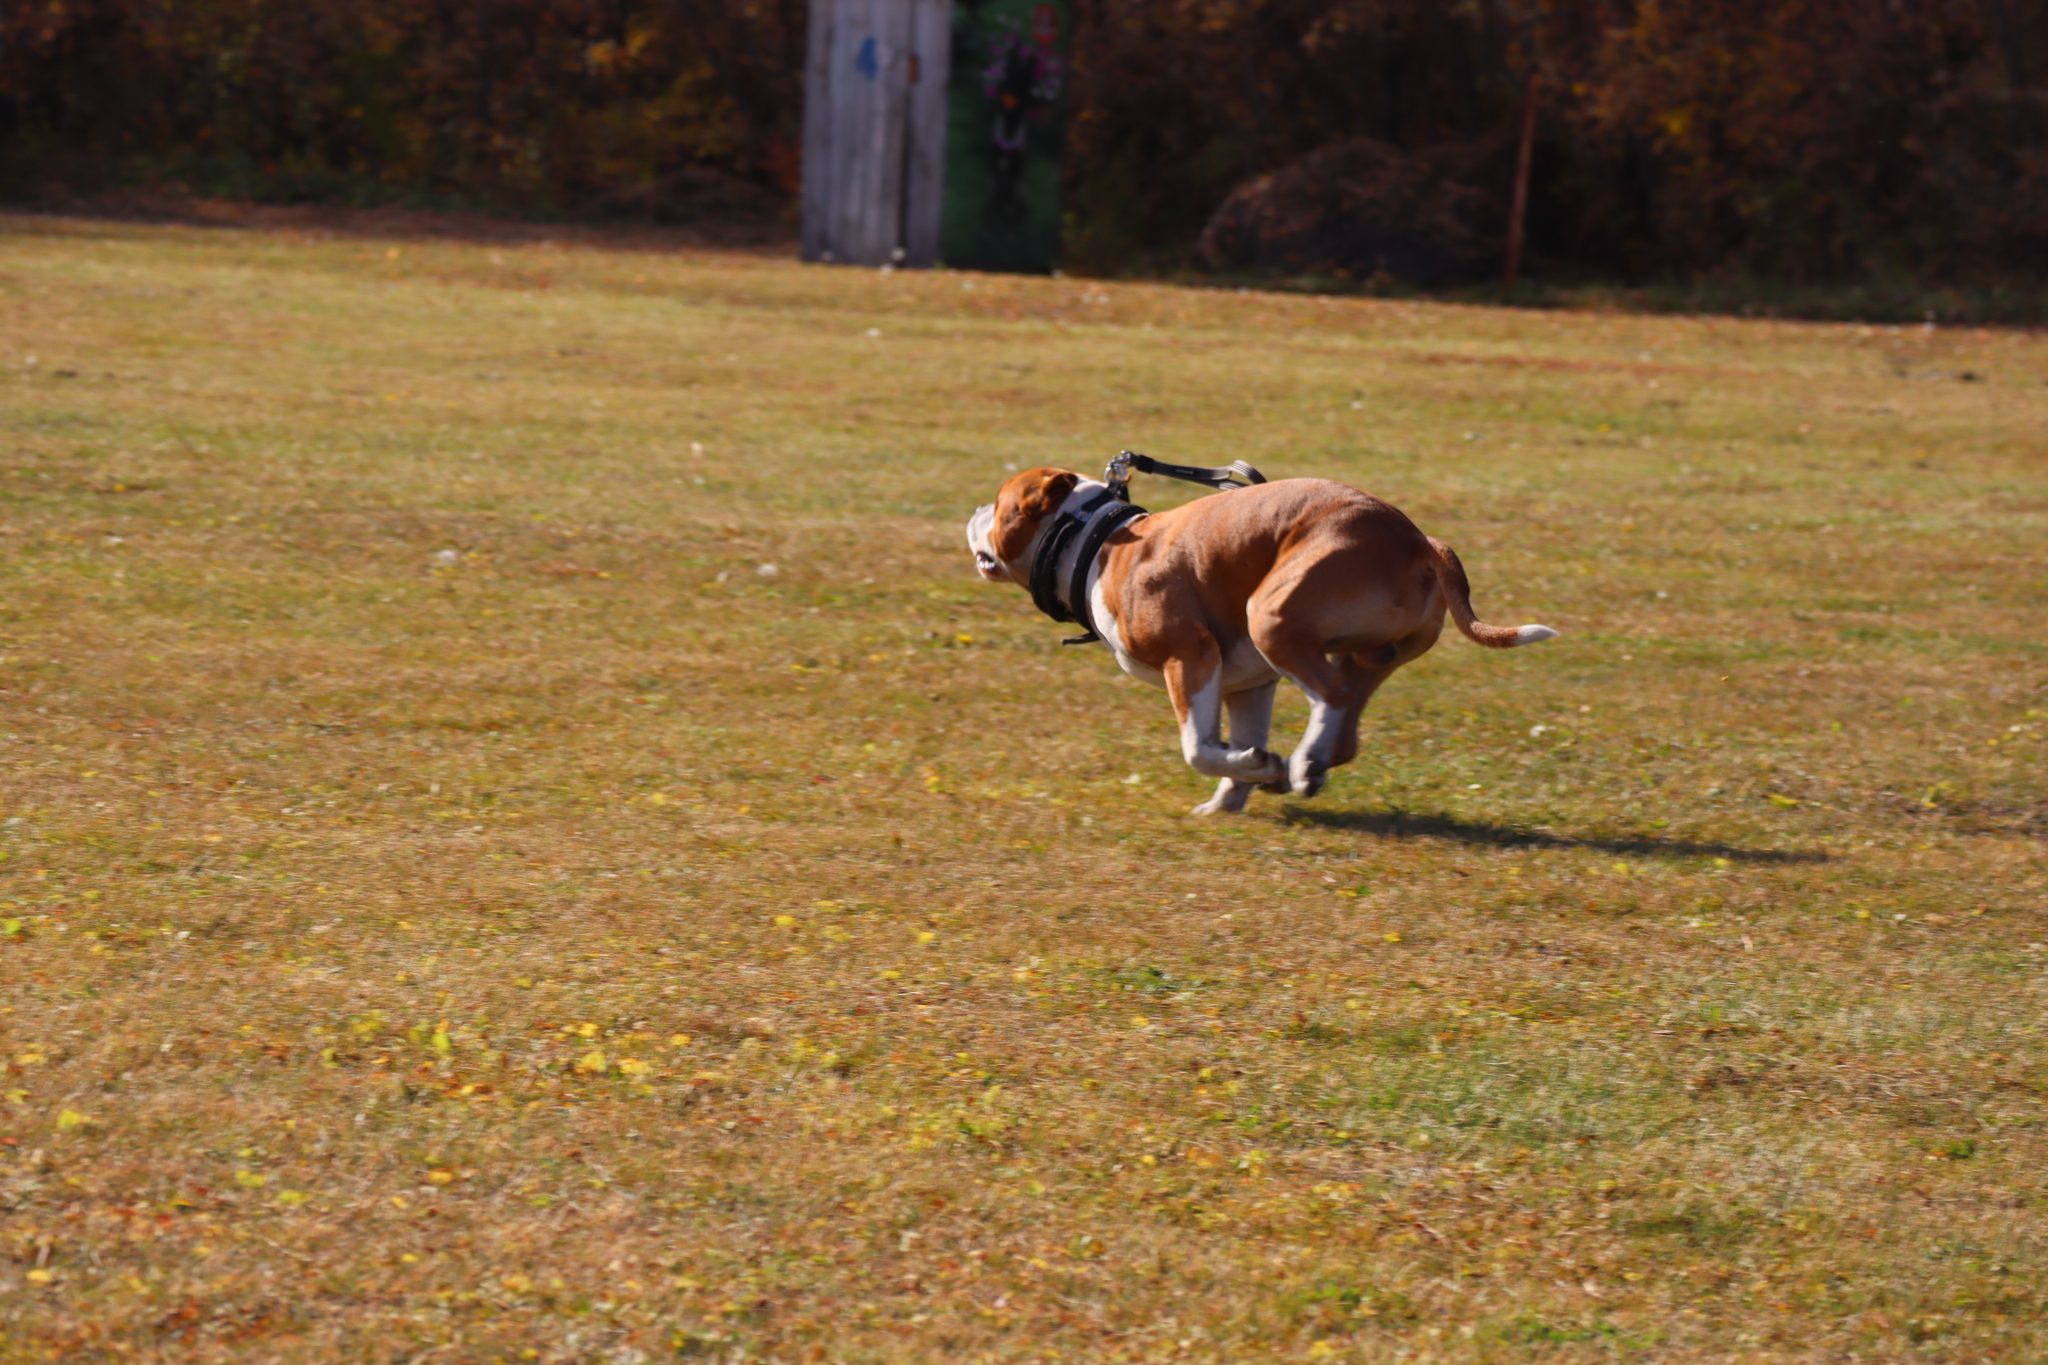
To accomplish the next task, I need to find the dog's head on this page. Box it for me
[966,467,1081,583]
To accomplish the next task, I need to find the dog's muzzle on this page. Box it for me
[966,504,1006,581]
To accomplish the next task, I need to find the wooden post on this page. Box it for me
[1505,72,1539,291]
[800,0,952,267]
[799,0,836,263]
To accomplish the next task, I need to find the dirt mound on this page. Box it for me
[1196,138,1491,286]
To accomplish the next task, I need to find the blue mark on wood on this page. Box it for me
[854,36,879,80]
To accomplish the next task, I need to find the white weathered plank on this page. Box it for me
[799,0,836,262]
[827,0,879,263]
[902,0,952,267]
[801,0,952,267]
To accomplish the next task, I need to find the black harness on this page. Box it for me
[1025,452,1266,646]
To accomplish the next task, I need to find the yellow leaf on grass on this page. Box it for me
[56,1108,91,1130]
[1767,793,1801,808]
[1383,931,1404,944]
[616,1057,652,1077]
[275,1190,312,1207]
[233,1169,268,1188]
[575,1050,608,1074]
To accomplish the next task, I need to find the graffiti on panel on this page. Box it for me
[942,0,1070,274]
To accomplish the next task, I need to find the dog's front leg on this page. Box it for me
[1192,681,1284,814]
[1170,650,1286,813]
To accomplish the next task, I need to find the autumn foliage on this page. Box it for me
[4,0,2045,283]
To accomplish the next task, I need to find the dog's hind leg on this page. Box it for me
[1289,687,1349,799]
[1251,633,1385,799]
[1192,682,1281,814]
[1326,630,1437,769]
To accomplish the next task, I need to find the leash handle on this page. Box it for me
[1103,450,1266,501]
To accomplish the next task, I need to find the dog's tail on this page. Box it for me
[1427,537,1559,649]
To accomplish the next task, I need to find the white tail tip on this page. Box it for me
[1515,624,1560,645]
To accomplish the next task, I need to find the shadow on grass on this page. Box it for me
[1283,804,1829,864]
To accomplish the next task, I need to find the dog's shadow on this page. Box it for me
[1283,804,1828,865]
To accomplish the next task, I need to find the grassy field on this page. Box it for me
[0,211,2043,1364]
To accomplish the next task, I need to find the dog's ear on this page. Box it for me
[1017,469,1079,521]
[992,468,1079,563]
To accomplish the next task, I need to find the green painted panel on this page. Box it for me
[941,0,1071,274]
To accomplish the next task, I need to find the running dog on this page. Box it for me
[966,469,1557,814]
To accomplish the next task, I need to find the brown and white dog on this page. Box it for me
[966,469,1558,814]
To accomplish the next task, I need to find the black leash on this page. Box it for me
[1102,450,1265,503]
[1025,452,1268,646]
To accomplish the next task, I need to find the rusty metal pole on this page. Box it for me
[1505,72,1539,291]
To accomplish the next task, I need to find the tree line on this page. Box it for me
[5,0,2043,287]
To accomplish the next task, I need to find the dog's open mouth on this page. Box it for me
[973,549,1002,579]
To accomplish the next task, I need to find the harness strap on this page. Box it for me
[1060,502,1149,646]
[1025,453,1267,642]
[1027,489,1113,625]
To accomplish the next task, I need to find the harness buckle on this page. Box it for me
[1103,450,1140,503]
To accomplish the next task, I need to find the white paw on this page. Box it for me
[1289,759,1327,799]
[1192,779,1252,815]
[1191,794,1247,816]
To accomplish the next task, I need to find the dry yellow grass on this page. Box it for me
[0,211,2044,1364]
